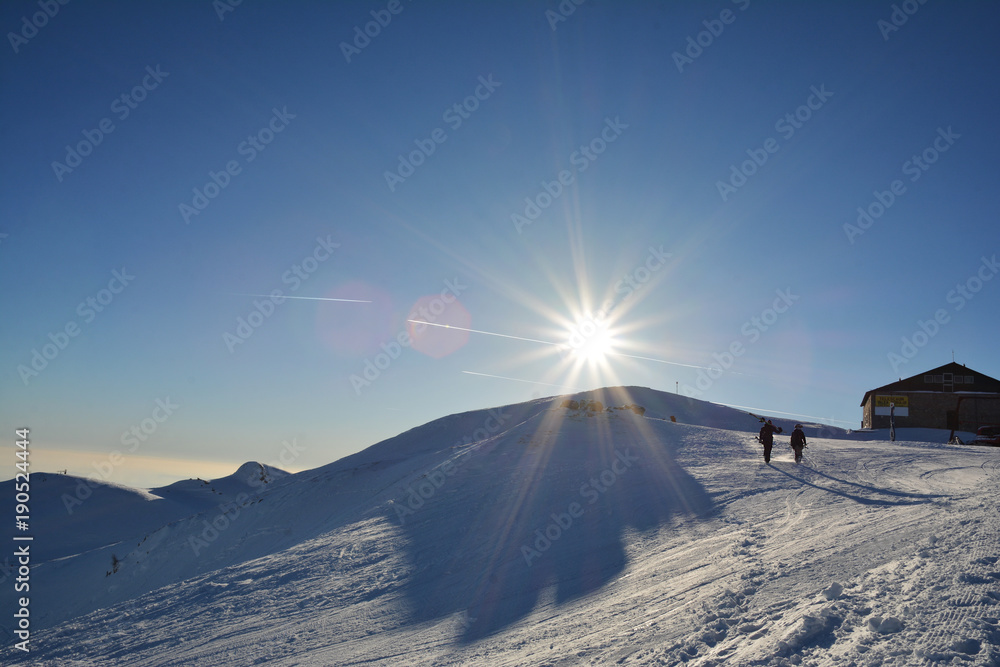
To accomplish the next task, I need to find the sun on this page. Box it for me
[565,315,616,364]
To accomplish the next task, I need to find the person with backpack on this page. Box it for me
[790,424,807,464]
[758,420,781,463]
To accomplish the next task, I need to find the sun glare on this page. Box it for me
[565,316,616,365]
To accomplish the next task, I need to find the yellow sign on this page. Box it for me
[875,395,908,408]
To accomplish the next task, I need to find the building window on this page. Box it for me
[955,376,964,384]
[966,376,974,384]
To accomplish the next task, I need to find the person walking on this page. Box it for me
[790,424,807,464]
[758,420,781,463]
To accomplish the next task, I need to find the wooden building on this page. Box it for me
[860,362,1000,431]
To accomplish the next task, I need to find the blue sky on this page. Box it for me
[2,0,998,487]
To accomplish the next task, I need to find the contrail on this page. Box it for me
[409,320,745,374]
[406,320,557,347]
[230,293,371,303]
[606,351,747,375]
[461,370,581,391]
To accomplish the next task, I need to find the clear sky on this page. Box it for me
[2,0,998,488]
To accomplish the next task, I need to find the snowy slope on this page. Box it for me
[9,462,290,563]
[3,387,999,666]
[0,462,290,633]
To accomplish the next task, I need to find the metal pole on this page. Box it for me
[890,402,895,442]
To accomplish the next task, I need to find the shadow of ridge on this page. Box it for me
[769,464,936,506]
[803,466,947,499]
[390,418,715,644]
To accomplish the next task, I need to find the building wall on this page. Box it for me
[864,392,1000,430]
[957,396,1000,432]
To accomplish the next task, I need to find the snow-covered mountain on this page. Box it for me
[3,386,998,665]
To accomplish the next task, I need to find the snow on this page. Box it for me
[3,386,999,665]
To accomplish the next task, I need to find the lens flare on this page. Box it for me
[564,316,616,364]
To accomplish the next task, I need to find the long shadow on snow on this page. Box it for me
[807,466,946,499]
[769,463,945,506]
[388,410,715,643]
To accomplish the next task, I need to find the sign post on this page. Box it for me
[889,402,896,442]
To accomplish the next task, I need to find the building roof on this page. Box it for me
[860,362,1000,406]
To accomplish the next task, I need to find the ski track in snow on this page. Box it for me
[2,388,999,666]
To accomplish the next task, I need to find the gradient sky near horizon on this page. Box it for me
[2,0,998,488]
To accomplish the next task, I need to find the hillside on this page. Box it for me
[3,387,998,665]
